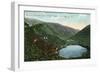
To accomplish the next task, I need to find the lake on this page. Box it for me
[59,45,87,58]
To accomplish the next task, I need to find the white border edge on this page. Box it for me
[11,2,19,71]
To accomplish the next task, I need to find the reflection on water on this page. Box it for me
[59,45,87,58]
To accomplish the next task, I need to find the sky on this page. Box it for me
[25,11,90,30]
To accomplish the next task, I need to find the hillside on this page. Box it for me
[25,18,78,40]
[24,18,79,61]
[69,25,90,49]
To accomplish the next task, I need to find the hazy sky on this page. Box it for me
[25,11,90,30]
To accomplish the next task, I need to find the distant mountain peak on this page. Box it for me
[24,18,44,26]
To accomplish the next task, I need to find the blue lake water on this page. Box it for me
[59,45,87,58]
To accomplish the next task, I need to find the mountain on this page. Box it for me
[24,18,79,61]
[25,18,79,40]
[70,25,90,49]
[24,18,44,26]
